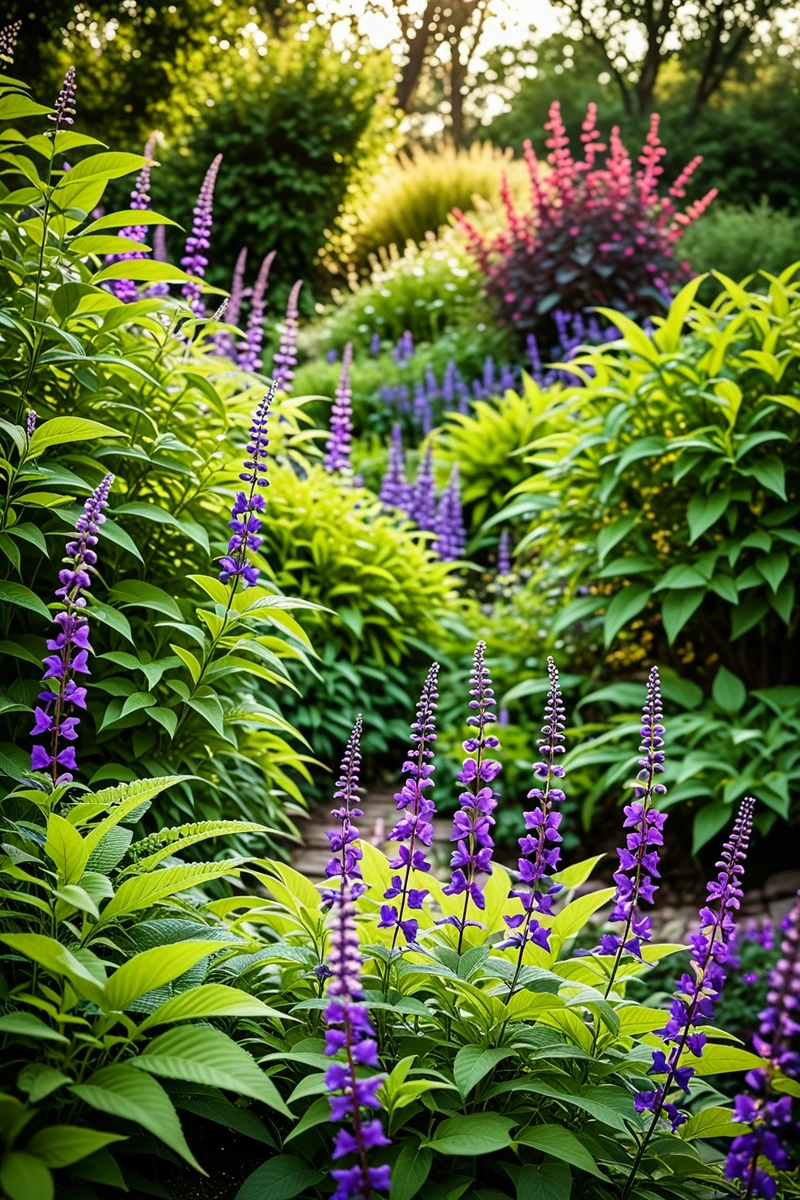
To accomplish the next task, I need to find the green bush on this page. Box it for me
[680,200,800,290]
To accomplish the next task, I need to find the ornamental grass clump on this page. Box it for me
[457,101,717,341]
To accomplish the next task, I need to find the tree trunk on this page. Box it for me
[395,0,439,113]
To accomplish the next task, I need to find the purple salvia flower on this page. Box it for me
[442,360,457,409]
[500,657,566,968]
[214,246,247,357]
[323,717,366,903]
[725,893,800,1198]
[380,424,412,514]
[324,342,354,474]
[457,383,470,415]
[181,153,222,317]
[0,20,22,64]
[393,330,414,364]
[324,887,391,1200]
[412,381,432,435]
[600,666,668,970]
[378,664,439,947]
[499,363,516,393]
[105,133,157,303]
[326,348,339,364]
[369,332,381,357]
[424,362,439,400]
[271,279,302,392]
[238,250,276,372]
[48,67,76,129]
[31,474,114,786]
[217,386,272,589]
[526,332,544,386]
[410,442,436,533]
[442,641,500,951]
[433,464,465,561]
[482,356,496,394]
[26,411,37,440]
[627,797,756,1183]
[497,529,511,577]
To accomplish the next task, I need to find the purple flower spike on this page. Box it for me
[218,386,273,589]
[105,133,157,303]
[271,279,303,393]
[500,658,566,969]
[324,342,354,474]
[725,892,800,1198]
[600,666,668,971]
[214,246,247,357]
[323,717,366,903]
[26,411,37,440]
[378,664,439,947]
[31,474,114,786]
[48,67,77,129]
[0,21,22,64]
[410,443,436,533]
[380,424,412,515]
[442,641,500,951]
[433,464,465,561]
[393,330,414,364]
[238,250,276,372]
[324,887,391,1200]
[143,224,170,298]
[498,529,511,577]
[369,332,381,357]
[628,798,756,1170]
[181,153,222,317]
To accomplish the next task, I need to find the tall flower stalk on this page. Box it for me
[433,464,465,561]
[497,529,511,577]
[272,279,303,392]
[379,664,439,949]
[324,886,391,1200]
[323,717,366,903]
[31,475,114,787]
[217,388,271,590]
[105,133,157,302]
[181,153,222,316]
[324,342,354,474]
[0,20,22,63]
[214,246,247,357]
[380,424,411,514]
[442,641,500,953]
[410,442,436,533]
[238,250,276,372]
[622,797,756,1198]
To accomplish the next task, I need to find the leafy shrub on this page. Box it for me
[680,200,800,291]
[459,101,717,343]
[509,273,800,688]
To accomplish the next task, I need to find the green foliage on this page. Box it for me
[680,201,800,292]
[507,273,800,687]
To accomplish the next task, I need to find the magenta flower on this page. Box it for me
[181,153,222,317]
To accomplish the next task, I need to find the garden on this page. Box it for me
[0,3,798,1199]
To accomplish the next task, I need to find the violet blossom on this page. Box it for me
[218,386,272,589]
[26,411,37,440]
[238,250,276,372]
[497,529,511,577]
[324,886,391,1200]
[323,716,366,903]
[410,443,436,533]
[442,641,500,950]
[214,246,247,357]
[181,153,222,317]
[324,341,354,474]
[105,133,157,303]
[380,424,412,514]
[0,20,22,64]
[393,330,414,364]
[378,664,439,946]
[48,67,76,129]
[271,279,303,392]
[433,464,465,561]
[30,474,114,786]
[369,332,381,357]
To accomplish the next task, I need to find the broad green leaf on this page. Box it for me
[692,802,731,854]
[423,1113,516,1156]
[110,579,183,619]
[0,1013,68,1044]
[603,585,651,647]
[139,984,284,1030]
[757,551,789,593]
[235,1154,323,1200]
[82,208,181,234]
[617,1006,668,1036]
[92,259,196,285]
[104,941,220,1011]
[54,151,147,185]
[17,1064,72,1103]
[45,812,88,884]
[747,456,786,500]
[96,860,244,925]
[515,1126,603,1178]
[549,888,615,956]
[390,1145,433,1200]
[0,934,105,1005]
[552,855,603,890]
[654,274,706,353]
[23,1126,125,1168]
[453,1047,513,1098]
[691,1044,766,1076]
[687,492,731,544]
[516,1161,572,1200]
[681,1107,748,1139]
[711,666,747,713]
[661,588,705,645]
[70,1063,201,1171]
[77,776,185,852]
[0,580,52,623]
[133,1025,291,1116]
[27,417,124,459]
[0,1153,53,1200]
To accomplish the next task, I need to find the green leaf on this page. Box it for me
[70,1063,201,1171]
[109,579,183,619]
[596,515,636,565]
[17,1064,72,1103]
[139,983,283,1030]
[603,585,652,647]
[0,580,51,623]
[133,1025,291,1116]
[614,436,666,474]
[27,417,123,459]
[551,595,601,637]
[681,1107,748,1139]
[692,802,731,854]
[96,861,243,925]
[83,208,181,234]
[687,492,731,544]
[747,456,786,500]
[552,855,604,890]
[757,551,789,593]
[516,1162,572,1200]
[0,933,105,1005]
[514,1126,603,1178]
[0,1153,53,1200]
[0,1013,68,1044]
[0,95,53,120]
[92,259,196,285]
[453,1047,513,1098]
[423,1113,516,1156]
[711,666,747,713]
[45,813,89,884]
[691,1044,766,1076]
[23,1126,125,1168]
[731,596,770,640]
[105,941,220,1011]
[55,151,147,184]
[390,1145,433,1200]
[550,888,615,955]
[661,588,705,645]
[235,1155,323,1200]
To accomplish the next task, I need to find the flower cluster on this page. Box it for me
[48,67,76,129]
[601,666,667,962]
[725,893,800,1199]
[238,250,276,372]
[26,410,37,440]
[633,796,755,1134]
[181,153,222,317]
[31,475,114,785]
[458,102,717,344]
[379,423,412,513]
[500,657,566,957]
[105,133,157,303]
[379,663,439,946]
[324,717,366,903]
[324,342,354,474]
[410,442,436,533]
[218,387,272,589]
[0,20,22,64]
[433,464,465,561]
[497,529,511,577]
[324,887,391,1200]
[272,279,303,392]
[442,641,500,946]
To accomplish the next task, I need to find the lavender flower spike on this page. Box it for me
[380,424,411,514]
[725,892,800,1199]
[144,224,170,298]
[501,658,566,970]
[106,133,157,303]
[623,797,756,1196]
[497,529,511,577]
[271,279,303,393]
[181,153,222,317]
[434,464,466,561]
[48,67,77,129]
[379,664,439,947]
[26,411,37,440]
[324,342,354,474]
[0,21,22,64]
[214,246,247,358]
[238,250,276,372]
[442,642,501,951]
[323,717,366,903]
[31,474,114,786]
[218,385,273,589]
[324,886,391,1200]
[410,442,436,533]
